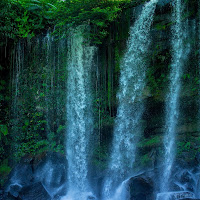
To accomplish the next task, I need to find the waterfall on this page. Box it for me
[160,0,190,193]
[102,0,158,199]
[10,28,95,199]
[63,27,96,200]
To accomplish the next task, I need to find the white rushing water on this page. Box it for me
[160,0,190,193]
[156,191,195,200]
[102,0,158,199]
[63,27,96,200]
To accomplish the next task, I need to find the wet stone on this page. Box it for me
[19,182,51,200]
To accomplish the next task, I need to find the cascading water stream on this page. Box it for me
[101,0,158,199]
[10,41,25,154]
[62,27,96,200]
[43,33,54,136]
[159,0,190,195]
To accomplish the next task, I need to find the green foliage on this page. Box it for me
[7,38,67,160]
[0,0,56,43]
[0,0,20,41]
[0,130,9,161]
[178,141,191,152]
[16,10,35,38]
[93,97,114,128]
[15,137,64,159]
[0,125,8,139]
[138,135,161,148]
[182,73,200,93]
[140,153,152,166]
[53,0,127,43]
[0,159,11,186]
[0,54,10,162]
[155,23,167,31]
[0,0,147,44]
[177,131,200,161]
[57,125,65,134]
[177,140,195,161]
[0,161,11,175]
[147,45,170,96]
[147,69,168,96]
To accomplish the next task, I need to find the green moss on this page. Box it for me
[0,164,11,175]
[138,135,161,148]
[140,153,152,166]
[0,159,11,186]
[155,23,166,31]
[176,134,200,161]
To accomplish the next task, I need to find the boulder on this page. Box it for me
[33,152,67,197]
[5,163,33,198]
[3,152,67,199]
[180,199,200,200]
[0,190,3,200]
[7,184,22,198]
[2,192,22,200]
[129,176,153,200]
[19,182,51,200]
[195,153,200,164]
[156,191,195,200]
[172,168,196,192]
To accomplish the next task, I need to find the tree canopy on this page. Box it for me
[0,0,148,44]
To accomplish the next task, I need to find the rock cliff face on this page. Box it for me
[96,0,199,163]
